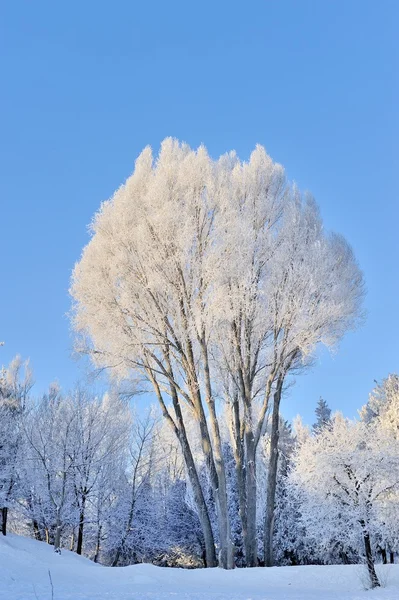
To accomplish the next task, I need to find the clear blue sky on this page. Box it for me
[1,1,397,423]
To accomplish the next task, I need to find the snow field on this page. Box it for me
[1,534,398,600]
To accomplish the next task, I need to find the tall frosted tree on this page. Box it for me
[70,138,364,568]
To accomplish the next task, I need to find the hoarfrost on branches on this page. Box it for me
[70,138,364,568]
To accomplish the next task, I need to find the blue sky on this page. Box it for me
[1,1,397,423]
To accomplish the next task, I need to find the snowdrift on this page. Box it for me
[0,534,398,600]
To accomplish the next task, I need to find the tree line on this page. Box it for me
[1,359,398,588]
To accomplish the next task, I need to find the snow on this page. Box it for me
[1,535,398,600]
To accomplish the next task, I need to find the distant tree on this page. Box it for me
[360,374,399,434]
[360,374,399,563]
[23,387,78,553]
[312,397,332,433]
[70,389,130,556]
[291,413,399,588]
[111,412,155,566]
[0,356,33,535]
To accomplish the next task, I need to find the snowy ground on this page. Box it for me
[1,535,398,600]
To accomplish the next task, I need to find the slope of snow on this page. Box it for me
[0,534,398,600]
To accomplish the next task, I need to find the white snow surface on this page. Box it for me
[1,535,398,600]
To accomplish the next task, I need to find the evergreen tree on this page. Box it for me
[312,397,332,433]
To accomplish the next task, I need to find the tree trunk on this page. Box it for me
[264,379,283,566]
[215,492,233,570]
[231,390,260,567]
[199,340,234,569]
[363,530,380,588]
[94,524,102,564]
[205,421,233,570]
[76,495,86,555]
[169,393,217,568]
[1,507,8,536]
[244,423,257,567]
[54,506,62,554]
[195,407,232,569]
[381,547,387,564]
[112,545,122,567]
[148,364,217,568]
[233,432,248,566]
[177,422,218,568]
[389,551,394,564]
[32,519,42,541]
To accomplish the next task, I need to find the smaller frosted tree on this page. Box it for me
[23,387,77,553]
[360,374,399,435]
[312,397,332,433]
[291,414,399,588]
[360,374,399,561]
[70,389,130,556]
[0,356,33,535]
[110,412,156,566]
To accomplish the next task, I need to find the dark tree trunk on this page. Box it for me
[363,530,380,588]
[381,548,387,564]
[234,444,248,566]
[1,507,8,536]
[389,552,394,564]
[201,546,207,568]
[93,524,102,564]
[76,495,86,555]
[32,519,42,541]
[231,393,249,566]
[54,506,62,554]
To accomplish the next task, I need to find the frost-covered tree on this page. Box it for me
[110,412,155,566]
[360,374,399,562]
[0,356,32,535]
[290,413,399,588]
[85,446,123,563]
[20,386,130,556]
[70,389,130,555]
[312,397,332,433]
[22,386,78,553]
[70,138,364,568]
[360,374,399,435]
[146,418,207,567]
[260,198,364,565]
